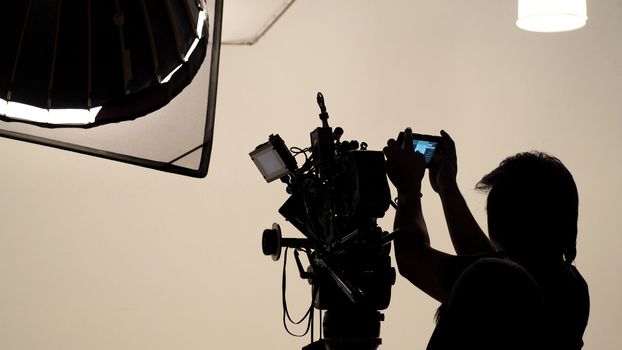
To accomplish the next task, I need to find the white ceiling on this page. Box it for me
[221,0,296,44]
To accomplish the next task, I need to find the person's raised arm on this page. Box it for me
[429,131,495,255]
[385,128,453,303]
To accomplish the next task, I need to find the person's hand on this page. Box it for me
[384,127,426,196]
[429,130,458,195]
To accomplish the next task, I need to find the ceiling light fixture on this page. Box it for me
[517,0,588,33]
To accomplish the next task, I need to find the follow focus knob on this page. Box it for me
[262,223,283,261]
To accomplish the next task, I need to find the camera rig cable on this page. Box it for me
[281,247,315,338]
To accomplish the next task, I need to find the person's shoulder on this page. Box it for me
[536,263,589,301]
[439,257,545,328]
[567,264,588,288]
[441,252,505,291]
[449,257,543,308]
[432,257,547,350]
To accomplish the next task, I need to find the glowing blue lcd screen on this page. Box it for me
[412,140,437,164]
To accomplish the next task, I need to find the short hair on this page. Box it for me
[476,152,579,263]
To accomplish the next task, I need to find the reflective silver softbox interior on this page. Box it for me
[0,0,222,177]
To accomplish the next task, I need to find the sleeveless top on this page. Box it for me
[426,254,589,350]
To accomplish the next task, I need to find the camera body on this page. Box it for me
[280,146,394,310]
[274,124,395,308]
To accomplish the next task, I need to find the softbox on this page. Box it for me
[0,0,223,178]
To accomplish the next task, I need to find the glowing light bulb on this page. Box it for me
[517,0,587,33]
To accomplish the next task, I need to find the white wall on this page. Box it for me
[0,0,620,349]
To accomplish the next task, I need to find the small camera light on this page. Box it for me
[250,134,298,183]
[250,143,289,182]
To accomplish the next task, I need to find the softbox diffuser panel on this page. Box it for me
[0,0,222,178]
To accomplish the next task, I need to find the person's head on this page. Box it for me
[476,152,579,263]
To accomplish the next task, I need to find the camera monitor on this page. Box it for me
[250,144,290,182]
[250,134,298,183]
[412,134,442,166]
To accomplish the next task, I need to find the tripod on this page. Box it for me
[303,308,385,350]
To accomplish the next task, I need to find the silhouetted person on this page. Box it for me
[384,128,589,349]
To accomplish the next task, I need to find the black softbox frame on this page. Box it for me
[0,0,222,177]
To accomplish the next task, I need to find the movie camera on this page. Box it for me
[250,93,399,350]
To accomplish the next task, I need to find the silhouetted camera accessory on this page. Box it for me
[250,93,398,350]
